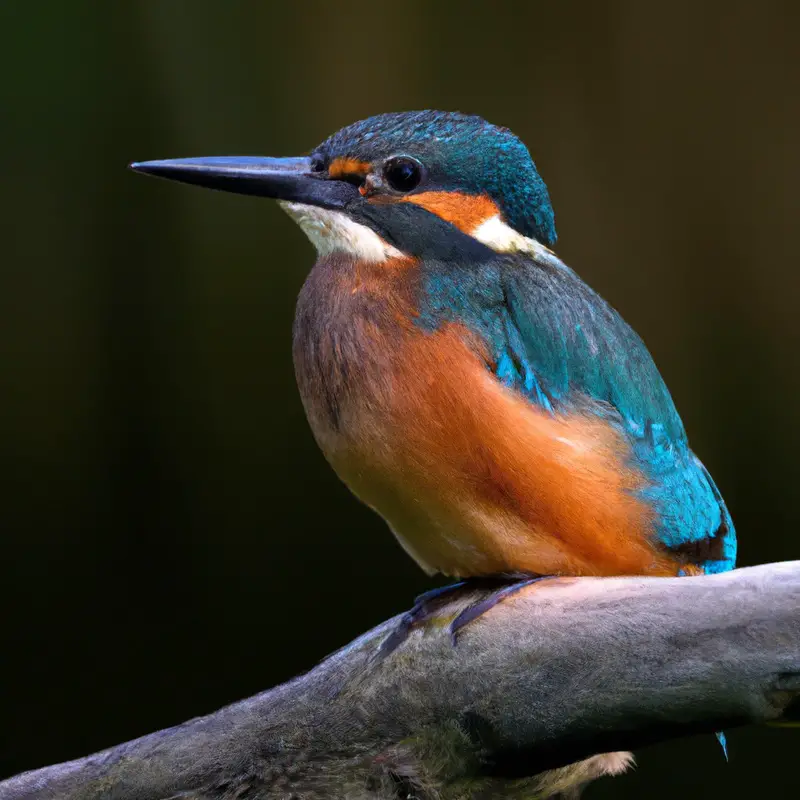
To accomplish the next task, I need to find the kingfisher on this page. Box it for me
[131,111,736,619]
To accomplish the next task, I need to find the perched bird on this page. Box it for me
[131,111,736,600]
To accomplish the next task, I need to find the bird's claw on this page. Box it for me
[377,581,467,658]
[378,575,553,657]
[448,576,553,644]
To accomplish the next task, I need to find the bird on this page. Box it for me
[130,110,736,619]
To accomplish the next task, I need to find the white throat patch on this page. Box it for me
[279,202,404,262]
[471,214,547,257]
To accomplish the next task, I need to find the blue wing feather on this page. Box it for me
[503,253,736,573]
[418,250,736,573]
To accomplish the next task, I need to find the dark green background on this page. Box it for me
[2,1,798,796]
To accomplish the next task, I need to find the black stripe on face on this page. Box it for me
[351,201,496,262]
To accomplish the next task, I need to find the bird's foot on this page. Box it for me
[378,574,553,657]
[449,574,553,644]
[378,581,467,657]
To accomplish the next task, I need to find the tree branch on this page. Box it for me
[2,563,799,799]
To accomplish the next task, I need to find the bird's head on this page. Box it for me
[131,111,556,262]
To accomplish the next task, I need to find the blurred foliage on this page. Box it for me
[1,1,798,796]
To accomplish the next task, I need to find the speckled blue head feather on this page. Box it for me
[313,111,557,247]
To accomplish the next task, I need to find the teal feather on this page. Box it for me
[417,250,736,573]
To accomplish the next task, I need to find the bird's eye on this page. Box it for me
[383,156,423,193]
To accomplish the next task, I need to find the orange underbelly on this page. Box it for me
[329,323,681,579]
[338,450,679,579]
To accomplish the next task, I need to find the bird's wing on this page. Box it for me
[492,252,736,573]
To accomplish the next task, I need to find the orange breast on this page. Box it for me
[336,323,681,578]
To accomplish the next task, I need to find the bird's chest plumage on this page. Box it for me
[292,255,460,572]
[292,255,413,459]
[291,254,684,579]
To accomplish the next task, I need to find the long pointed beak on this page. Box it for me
[129,156,359,210]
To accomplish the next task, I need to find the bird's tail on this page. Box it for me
[715,731,729,760]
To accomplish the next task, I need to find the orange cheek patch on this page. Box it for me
[328,157,371,180]
[404,192,500,233]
